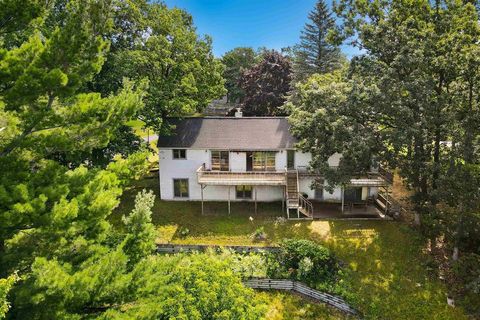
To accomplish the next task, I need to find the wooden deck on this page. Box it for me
[311,201,385,219]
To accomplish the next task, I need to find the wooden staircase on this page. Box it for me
[285,169,313,219]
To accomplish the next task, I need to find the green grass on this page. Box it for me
[258,291,354,320]
[112,177,469,320]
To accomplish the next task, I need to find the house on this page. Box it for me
[157,115,391,219]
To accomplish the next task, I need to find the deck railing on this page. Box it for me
[196,164,286,185]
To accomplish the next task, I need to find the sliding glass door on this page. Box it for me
[252,151,276,171]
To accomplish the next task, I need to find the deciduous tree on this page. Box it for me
[221,47,257,103]
[240,50,292,116]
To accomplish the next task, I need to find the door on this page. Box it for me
[314,187,323,200]
[246,152,253,171]
[344,187,363,202]
[287,150,295,169]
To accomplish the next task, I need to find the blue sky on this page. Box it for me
[164,0,360,58]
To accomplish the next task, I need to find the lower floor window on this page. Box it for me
[173,179,189,198]
[236,185,252,199]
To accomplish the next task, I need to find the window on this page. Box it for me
[236,185,252,199]
[173,179,189,198]
[287,150,295,169]
[252,152,276,171]
[211,150,229,171]
[173,149,186,159]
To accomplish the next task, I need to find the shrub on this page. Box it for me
[266,239,339,286]
[453,253,480,294]
[252,226,267,241]
[179,227,190,238]
[452,253,480,314]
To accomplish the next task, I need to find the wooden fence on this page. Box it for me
[244,278,359,317]
[156,243,279,254]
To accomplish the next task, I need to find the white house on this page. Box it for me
[157,116,390,219]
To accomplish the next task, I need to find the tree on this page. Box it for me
[14,252,266,319]
[121,189,156,268]
[90,1,226,135]
[221,47,257,103]
[49,125,147,169]
[286,68,382,192]
[0,274,16,319]
[240,50,292,116]
[292,0,343,81]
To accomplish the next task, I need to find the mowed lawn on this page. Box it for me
[112,177,468,320]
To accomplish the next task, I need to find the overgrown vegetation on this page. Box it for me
[112,176,469,319]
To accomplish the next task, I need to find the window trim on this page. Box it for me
[210,150,230,171]
[252,151,276,171]
[236,185,253,199]
[173,178,189,198]
[172,149,187,160]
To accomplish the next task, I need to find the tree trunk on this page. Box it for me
[414,212,421,226]
[452,246,459,261]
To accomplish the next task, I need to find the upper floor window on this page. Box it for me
[173,149,186,159]
[211,150,229,171]
[253,151,276,171]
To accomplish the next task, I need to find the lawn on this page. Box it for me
[112,177,469,320]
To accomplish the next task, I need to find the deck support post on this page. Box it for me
[254,186,257,214]
[341,186,345,213]
[201,184,204,215]
[228,186,231,215]
[282,186,285,212]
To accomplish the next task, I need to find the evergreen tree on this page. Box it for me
[293,0,343,81]
[121,189,156,269]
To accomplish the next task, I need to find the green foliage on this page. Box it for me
[0,153,149,273]
[121,189,156,268]
[240,50,292,116]
[287,69,377,191]
[453,253,480,314]
[50,125,147,169]
[292,0,344,81]
[221,47,258,103]
[266,239,339,288]
[252,226,267,241]
[91,1,226,134]
[0,274,17,319]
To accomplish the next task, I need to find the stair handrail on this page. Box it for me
[298,193,314,218]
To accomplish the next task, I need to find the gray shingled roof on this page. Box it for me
[157,117,297,150]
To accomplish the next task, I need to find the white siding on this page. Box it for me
[275,151,287,171]
[159,148,368,203]
[230,151,246,172]
[298,177,343,202]
[159,148,208,200]
[159,148,285,201]
[295,152,311,169]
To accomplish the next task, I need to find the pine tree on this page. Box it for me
[293,0,343,81]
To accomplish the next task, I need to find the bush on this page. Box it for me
[252,226,267,241]
[453,253,480,314]
[453,253,480,293]
[266,239,339,286]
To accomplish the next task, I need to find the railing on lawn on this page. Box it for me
[243,278,359,316]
